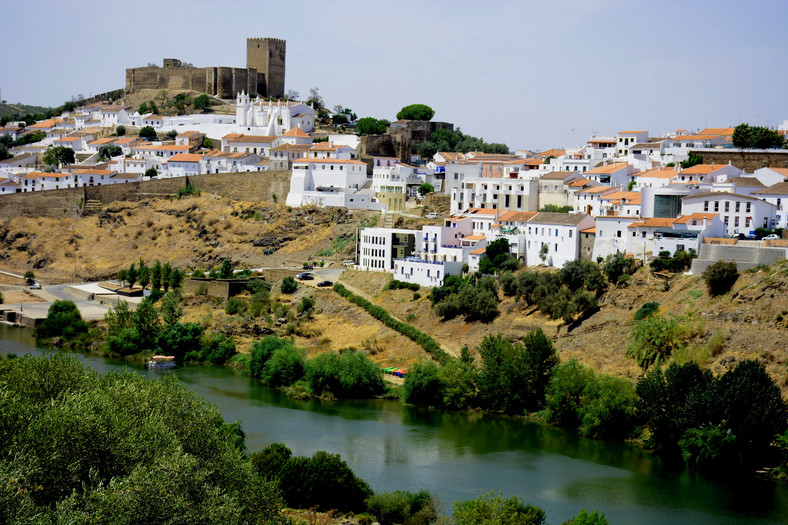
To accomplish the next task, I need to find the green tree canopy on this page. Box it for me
[356,117,388,135]
[193,94,211,111]
[42,146,75,166]
[732,123,785,149]
[97,144,123,160]
[418,182,435,196]
[139,126,157,140]
[396,104,435,121]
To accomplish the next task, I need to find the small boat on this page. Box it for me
[146,355,176,369]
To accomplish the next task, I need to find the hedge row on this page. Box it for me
[333,283,448,363]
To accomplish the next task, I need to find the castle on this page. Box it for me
[125,38,286,99]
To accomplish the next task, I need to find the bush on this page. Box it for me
[154,322,204,360]
[396,104,435,121]
[281,276,298,294]
[402,361,443,407]
[278,450,372,512]
[702,260,739,296]
[451,492,545,525]
[186,332,236,364]
[225,297,248,315]
[634,302,659,320]
[628,316,691,371]
[250,442,292,481]
[139,125,157,140]
[260,345,305,386]
[386,279,420,291]
[565,510,609,525]
[249,336,293,379]
[305,349,384,397]
[365,490,437,525]
[105,327,143,356]
[35,300,88,342]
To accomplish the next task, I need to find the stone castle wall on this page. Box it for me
[0,171,292,220]
[690,149,788,172]
[247,38,286,98]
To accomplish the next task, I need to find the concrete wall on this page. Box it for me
[690,243,788,273]
[690,149,788,172]
[0,170,292,219]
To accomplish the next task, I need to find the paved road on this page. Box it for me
[2,282,116,321]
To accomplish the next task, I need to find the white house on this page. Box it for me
[585,163,638,187]
[450,176,539,214]
[98,105,130,127]
[524,212,595,268]
[356,228,417,272]
[681,191,776,236]
[285,158,378,209]
[573,185,620,215]
[165,153,202,177]
[674,163,742,184]
[592,216,642,260]
[224,134,276,156]
[653,213,725,255]
[616,131,649,156]
[634,168,678,190]
[752,182,788,229]
[752,167,788,187]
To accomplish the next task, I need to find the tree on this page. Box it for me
[144,167,158,178]
[218,258,234,279]
[356,117,388,135]
[42,146,75,166]
[115,125,126,136]
[396,104,435,121]
[732,123,785,149]
[278,450,372,513]
[104,300,134,337]
[418,183,435,196]
[539,204,573,213]
[402,360,443,407]
[680,154,703,169]
[133,298,160,349]
[202,137,213,149]
[160,290,183,325]
[193,94,211,111]
[151,260,162,291]
[307,86,324,110]
[628,316,689,371]
[0,354,281,522]
[166,130,178,140]
[417,141,439,160]
[451,492,545,525]
[139,126,157,140]
[126,262,138,289]
[35,300,88,342]
[702,260,738,296]
[23,270,35,282]
[281,276,297,294]
[565,510,609,525]
[168,268,183,290]
[98,144,123,161]
[331,114,349,125]
[161,262,172,292]
[286,89,300,101]
[137,259,150,290]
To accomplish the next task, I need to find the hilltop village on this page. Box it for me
[3,74,788,284]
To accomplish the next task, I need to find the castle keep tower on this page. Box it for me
[247,38,286,99]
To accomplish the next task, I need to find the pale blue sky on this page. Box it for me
[2,0,786,150]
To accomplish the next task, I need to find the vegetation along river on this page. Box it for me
[1,324,787,524]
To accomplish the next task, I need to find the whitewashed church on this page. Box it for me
[235,92,316,135]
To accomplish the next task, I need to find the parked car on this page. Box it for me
[763,234,781,240]
[303,264,314,270]
[29,282,41,290]
[296,272,314,280]
[317,280,333,287]
[425,212,440,219]
[343,260,355,267]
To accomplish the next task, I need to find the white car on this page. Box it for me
[343,260,355,267]
[425,212,440,219]
[762,234,781,241]
[29,282,41,289]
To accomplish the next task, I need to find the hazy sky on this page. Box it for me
[2,0,787,150]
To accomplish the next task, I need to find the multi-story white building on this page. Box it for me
[585,163,638,187]
[524,212,595,267]
[356,228,417,272]
[681,191,776,236]
[286,158,381,209]
[752,182,788,229]
[450,176,538,214]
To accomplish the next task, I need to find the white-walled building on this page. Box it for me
[752,167,788,187]
[524,212,595,267]
[164,154,202,177]
[752,182,788,229]
[236,93,315,134]
[450,176,539,214]
[681,191,776,236]
[356,228,417,272]
[286,158,379,209]
[585,163,638,187]
[616,131,649,156]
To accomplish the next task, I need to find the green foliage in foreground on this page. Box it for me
[0,354,283,524]
[365,489,438,525]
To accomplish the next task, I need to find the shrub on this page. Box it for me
[105,327,143,356]
[249,336,294,379]
[565,510,609,525]
[579,374,639,441]
[702,260,738,296]
[186,332,236,364]
[402,361,443,407]
[250,442,292,480]
[154,322,204,360]
[365,490,437,525]
[260,345,305,386]
[628,316,690,371]
[35,300,88,342]
[451,492,545,525]
[305,349,384,397]
[225,297,248,315]
[278,451,373,512]
[281,276,298,294]
[634,302,659,320]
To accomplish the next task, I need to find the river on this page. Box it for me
[1,323,786,524]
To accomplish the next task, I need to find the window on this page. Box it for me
[746,202,751,213]
[714,201,719,212]
[735,202,740,212]
[724,201,730,212]
[616,230,621,238]
[569,230,572,238]
[734,217,739,227]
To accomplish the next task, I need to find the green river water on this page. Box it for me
[1,324,786,524]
